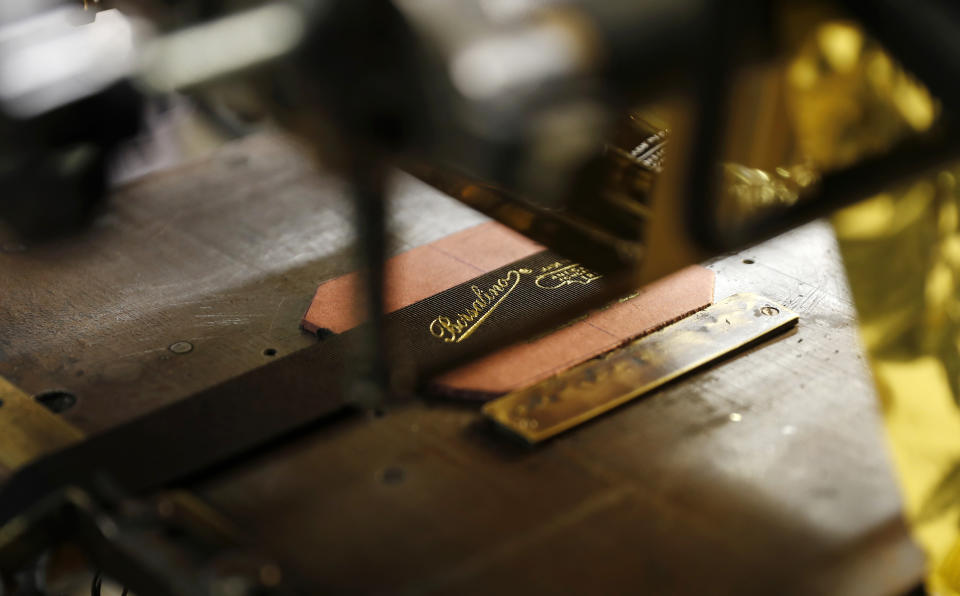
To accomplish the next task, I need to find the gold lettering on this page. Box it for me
[428,268,532,343]
[430,316,456,342]
[471,286,488,306]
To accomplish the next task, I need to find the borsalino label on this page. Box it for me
[429,260,601,343]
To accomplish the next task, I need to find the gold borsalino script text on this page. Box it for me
[429,268,533,343]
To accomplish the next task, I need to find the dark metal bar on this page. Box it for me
[704,127,960,252]
[0,251,636,529]
[347,158,390,408]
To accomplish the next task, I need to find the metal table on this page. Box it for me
[0,133,924,595]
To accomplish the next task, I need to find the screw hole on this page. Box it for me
[228,155,249,168]
[263,348,277,357]
[742,258,755,265]
[34,390,77,413]
[760,306,779,316]
[380,466,405,485]
[0,398,4,408]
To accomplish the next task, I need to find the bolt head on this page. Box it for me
[169,341,193,354]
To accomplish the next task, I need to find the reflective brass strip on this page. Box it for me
[483,293,798,443]
[0,377,84,470]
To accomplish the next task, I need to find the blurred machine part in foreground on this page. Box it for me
[6,0,960,593]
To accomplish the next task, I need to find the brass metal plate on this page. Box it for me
[482,293,798,443]
[0,377,83,470]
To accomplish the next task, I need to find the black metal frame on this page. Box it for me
[686,0,960,253]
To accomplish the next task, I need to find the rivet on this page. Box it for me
[169,341,193,354]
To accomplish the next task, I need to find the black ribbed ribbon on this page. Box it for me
[0,250,628,527]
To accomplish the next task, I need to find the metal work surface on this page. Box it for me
[0,133,486,433]
[0,133,924,594]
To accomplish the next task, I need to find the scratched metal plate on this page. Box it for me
[0,377,83,471]
[483,293,798,443]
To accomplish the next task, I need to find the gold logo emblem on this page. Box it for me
[534,262,601,290]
